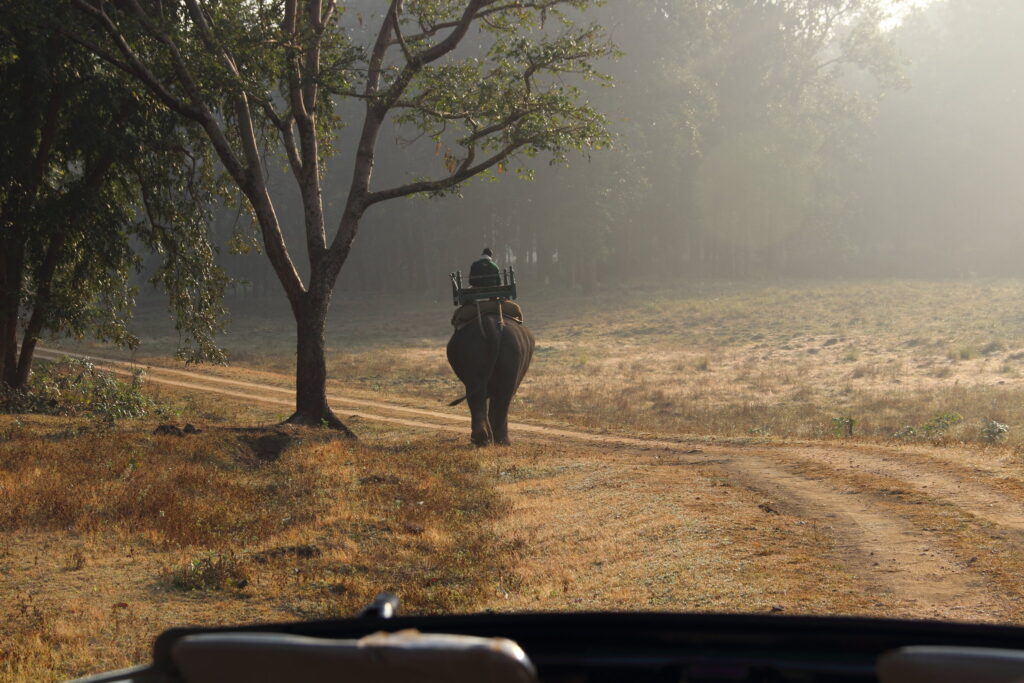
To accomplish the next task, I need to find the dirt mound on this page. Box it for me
[234,428,294,462]
[224,425,343,466]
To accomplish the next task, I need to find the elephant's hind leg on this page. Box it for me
[487,393,513,446]
[469,394,493,446]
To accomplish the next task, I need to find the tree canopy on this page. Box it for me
[0,1,227,389]
[254,0,907,293]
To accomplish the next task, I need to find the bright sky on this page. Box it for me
[882,0,936,29]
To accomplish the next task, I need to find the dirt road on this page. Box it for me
[35,347,1024,622]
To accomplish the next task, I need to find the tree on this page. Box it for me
[852,0,1024,277]
[70,0,615,432]
[621,0,902,278]
[0,2,227,390]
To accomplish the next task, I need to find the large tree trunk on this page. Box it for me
[284,293,355,437]
[14,232,66,387]
[0,239,25,388]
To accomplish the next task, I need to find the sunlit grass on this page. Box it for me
[12,279,1024,678]
[52,279,1024,447]
[0,401,515,682]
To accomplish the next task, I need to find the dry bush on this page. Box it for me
[851,363,880,379]
[170,552,250,591]
[0,427,329,548]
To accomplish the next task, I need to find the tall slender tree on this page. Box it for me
[70,0,615,432]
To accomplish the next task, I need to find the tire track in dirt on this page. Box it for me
[35,348,470,434]
[762,445,1024,533]
[509,439,1009,619]
[33,347,1018,618]
[717,457,1008,621]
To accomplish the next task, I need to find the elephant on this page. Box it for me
[447,312,534,446]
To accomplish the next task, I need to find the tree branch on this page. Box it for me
[71,0,199,119]
[252,95,304,177]
[74,0,307,303]
[303,0,325,113]
[390,1,414,64]
[365,141,521,206]
[365,0,400,97]
[289,0,328,259]
[396,0,564,44]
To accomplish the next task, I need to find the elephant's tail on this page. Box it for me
[448,395,467,406]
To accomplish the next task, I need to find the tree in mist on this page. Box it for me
[330,0,904,289]
[852,0,1024,276]
[660,0,902,276]
[71,0,615,432]
[0,3,226,390]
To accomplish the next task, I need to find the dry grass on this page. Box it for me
[57,279,1024,447]
[487,443,878,616]
[0,398,515,682]
[17,279,1024,679]
[0,425,322,548]
[506,280,1024,445]
[0,379,909,682]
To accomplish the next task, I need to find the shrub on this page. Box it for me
[170,553,249,592]
[947,346,976,361]
[921,411,963,438]
[892,426,917,440]
[0,357,152,421]
[831,416,855,437]
[981,419,1010,443]
[981,341,1006,356]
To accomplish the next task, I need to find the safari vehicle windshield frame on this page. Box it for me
[70,595,1024,683]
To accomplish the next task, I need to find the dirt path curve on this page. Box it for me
[761,444,1024,532]
[718,457,1007,621]
[35,347,1022,620]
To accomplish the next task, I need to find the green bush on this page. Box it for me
[170,553,249,592]
[981,419,1010,443]
[831,416,855,437]
[0,357,152,421]
[892,425,917,440]
[891,412,966,442]
[921,411,963,438]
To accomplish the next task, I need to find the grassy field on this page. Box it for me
[0,380,896,682]
[10,278,1024,681]
[64,278,1024,447]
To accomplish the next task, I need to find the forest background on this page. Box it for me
[198,0,1021,300]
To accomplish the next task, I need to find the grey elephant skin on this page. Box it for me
[447,314,535,446]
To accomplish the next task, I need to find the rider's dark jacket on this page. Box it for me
[469,255,501,287]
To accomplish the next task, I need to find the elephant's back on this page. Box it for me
[448,315,532,364]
